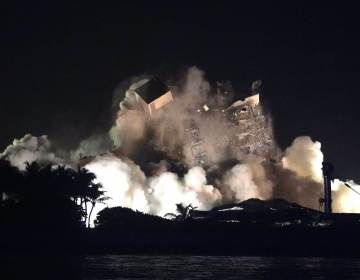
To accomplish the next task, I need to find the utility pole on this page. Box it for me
[322,162,334,215]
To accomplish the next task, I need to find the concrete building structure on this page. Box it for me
[115,77,278,168]
[132,77,173,117]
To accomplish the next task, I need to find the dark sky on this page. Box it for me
[2,2,360,180]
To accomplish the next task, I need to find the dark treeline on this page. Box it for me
[84,204,360,257]
[2,157,360,257]
[0,159,105,231]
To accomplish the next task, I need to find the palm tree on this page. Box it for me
[23,163,84,226]
[165,203,197,221]
[0,160,106,228]
[74,167,97,223]
[86,182,108,228]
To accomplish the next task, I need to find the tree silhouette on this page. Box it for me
[86,182,108,228]
[0,159,24,225]
[18,162,81,227]
[0,159,105,229]
[0,159,23,204]
[165,203,197,221]
[75,167,95,220]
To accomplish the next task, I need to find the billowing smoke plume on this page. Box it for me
[2,66,360,227]
[85,154,149,217]
[275,136,360,212]
[70,134,113,161]
[222,160,273,202]
[282,136,323,182]
[85,153,221,225]
[1,134,64,170]
[332,180,360,212]
[109,78,152,151]
[108,67,230,166]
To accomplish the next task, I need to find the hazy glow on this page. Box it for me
[1,134,63,170]
[83,136,360,226]
[85,154,222,226]
[332,179,360,213]
[223,164,265,201]
[282,137,360,213]
[2,67,360,228]
[85,154,148,226]
[282,136,324,182]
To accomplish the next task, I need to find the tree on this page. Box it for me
[20,162,83,228]
[0,159,106,229]
[0,159,23,205]
[75,167,96,219]
[0,159,24,225]
[86,182,108,228]
[165,203,197,221]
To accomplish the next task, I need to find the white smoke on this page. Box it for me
[3,67,360,228]
[148,166,222,217]
[1,134,64,170]
[109,79,150,149]
[331,179,360,213]
[84,154,222,225]
[84,153,149,224]
[70,134,112,161]
[281,136,360,213]
[282,136,324,182]
[222,159,273,202]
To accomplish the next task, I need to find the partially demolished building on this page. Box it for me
[115,77,278,168]
[224,91,276,161]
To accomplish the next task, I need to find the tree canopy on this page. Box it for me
[0,159,105,230]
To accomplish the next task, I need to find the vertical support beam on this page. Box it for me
[322,162,334,215]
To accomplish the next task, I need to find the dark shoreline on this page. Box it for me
[2,220,360,258]
[2,200,360,258]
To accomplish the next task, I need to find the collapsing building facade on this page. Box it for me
[224,91,276,161]
[181,80,278,167]
[115,77,278,168]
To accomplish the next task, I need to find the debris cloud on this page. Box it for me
[2,66,360,226]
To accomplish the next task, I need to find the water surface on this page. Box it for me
[3,254,360,279]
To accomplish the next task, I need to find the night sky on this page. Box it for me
[2,3,360,181]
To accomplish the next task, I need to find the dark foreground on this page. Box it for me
[2,219,360,257]
[2,201,360,257]
[3,208,360,279]
[3,254,360,279]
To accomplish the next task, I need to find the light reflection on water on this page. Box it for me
[80,255,360,279]
[3,253,360,279]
